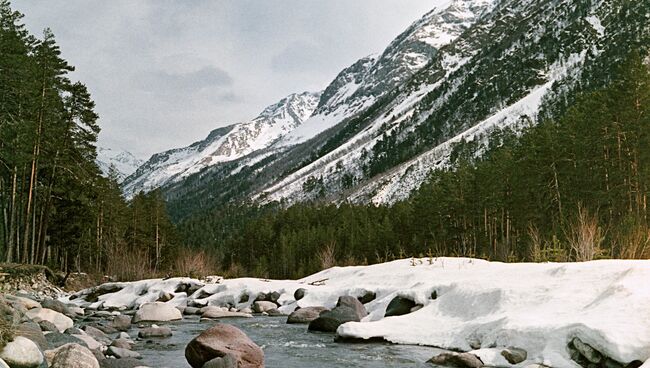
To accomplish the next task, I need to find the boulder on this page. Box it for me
[14,321,48,350]
[110,338,132,350]
[38,320,59,332]
[287,307,328,324]
[83,325,111,344]
[308,296,367,333]
[65,327,84,335]
[268,292,281,304]
[0,336,44,368]
[183,307,200,315]
[252,301,276,313]
[238,294,250,304]
[138,326,172,338]
[384,296,416,317]
[106,346,140,359]
[132,302,182,323]
[202,355,238,368]
[4,295,40,310]
[185,324,263,368]
[110,315,131,332]
[156,292,174,303]
[46,343,100,368]
[42,299,74,317]
[25,307,74,332]
[266,309,285,317]
[238,307,253,314]
[501,347,528,364]
[202,309,252,319]
[87,322,117,335]
[99,358,144,368]
[427,352,484,368]
[72,334,102,350]
[45,332,88,349]
[357,291,376,304]
[293,288,306,301]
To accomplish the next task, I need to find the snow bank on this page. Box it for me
[63,258,650,367]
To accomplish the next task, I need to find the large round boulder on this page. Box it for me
[287,307,328,324]
[25,307,74,332]
[132,302,182,323]
[252,301,276,313]
[46,343,100,368]
[109,315,131,332]
[308,296,367,333]
[185,324,263,368]
[0,336,43,368]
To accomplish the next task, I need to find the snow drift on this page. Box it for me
[63,258,650,367]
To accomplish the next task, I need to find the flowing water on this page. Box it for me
[132,316,443,367]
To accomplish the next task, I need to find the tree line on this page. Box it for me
[0,1,184,280]
[179,53,650,279]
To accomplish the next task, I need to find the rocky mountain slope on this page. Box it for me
[122,92,320,198]
[96,147,143,182]
[137,0,648,220]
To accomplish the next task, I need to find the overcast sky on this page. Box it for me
[13,0,436,159]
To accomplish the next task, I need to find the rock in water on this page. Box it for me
[427,352,483,367]
[98,358,144,368]
[501,347,527,364]
[287,307,328,324]
[132,302,182,323]
[106,346,140,359]
[185,324,263,368]
[0,336,44,368]
[384,296,416,317]
[25,307,74,332]
[110,315,132,332]
[138,326,172,338]
[308,296,367,333]
[46,343,100,368]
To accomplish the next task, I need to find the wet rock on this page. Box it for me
[427,352,484,367]
[294,288,306,301]
[25,307,74,332]
[185,324,263,368]
[254,293,267,302]
[46,343,100,368]
[385,296,416,317]
[137,326,172,338]
[287,307,328,324]
[183,307,200,315]
[0,336,44,368]
[268,292,281,304]
[431,290,438,300]
[109,315,131,332]
[501,347,527,364]
[132,302,182,323]
[106,346,140,359]
[202,309,252,319]
[308,296,367,333]
[46,332,88,349]
[110,338,132,350]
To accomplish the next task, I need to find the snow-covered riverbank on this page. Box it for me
[63,257,650,367]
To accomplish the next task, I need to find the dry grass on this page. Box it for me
[105,246,157,281]
[565,205,605,262]
[318,242,337,270]
[615,222,650,259]
[173,250,219,279]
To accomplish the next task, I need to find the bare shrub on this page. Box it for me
[528,224,544,262]
[105,245,155,281]
[223,262,244,279]
[615,221,650,259]
[173,250,219,279]
[565,205,604,262]
[318,242,337,270]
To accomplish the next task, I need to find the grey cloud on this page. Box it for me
[136,66,233,93]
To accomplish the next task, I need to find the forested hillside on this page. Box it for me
[0,1,184,279]
[179,54,650,279]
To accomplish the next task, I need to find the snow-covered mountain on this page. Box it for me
[96,147,143,182]
[147,0,648,219]
[122,91,321,198]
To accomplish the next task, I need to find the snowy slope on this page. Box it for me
[96,147,143,182]
[121,91,320,198]
[64,258,650,368]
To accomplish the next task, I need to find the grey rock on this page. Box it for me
[183,307,200,315]
[427,352,483,367]
[287,307,328,324]
[0,336,44,368]
[109,315,131,332]
[156,292,174,303]
[45,332,88,349]
[65,327,84,335]
[572,337,602,364]
[110,338,132,350]
[501,347,528,364]
[385,296,416,317]
[137,326,172,338]
[268,292,281,304]
[357,291,376,304]
[41,299,72,317]
[106,346,140,359]
[47,343,100,368]
[99,358,143,368]
[252,301,276,313]
[294,288,306,301]
[308,296,367,333]
[201,354,238,368]
[14,321,48,350]
[132,302,181,323]
[83,325,111,344]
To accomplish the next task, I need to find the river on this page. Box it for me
[132,315,444,367]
